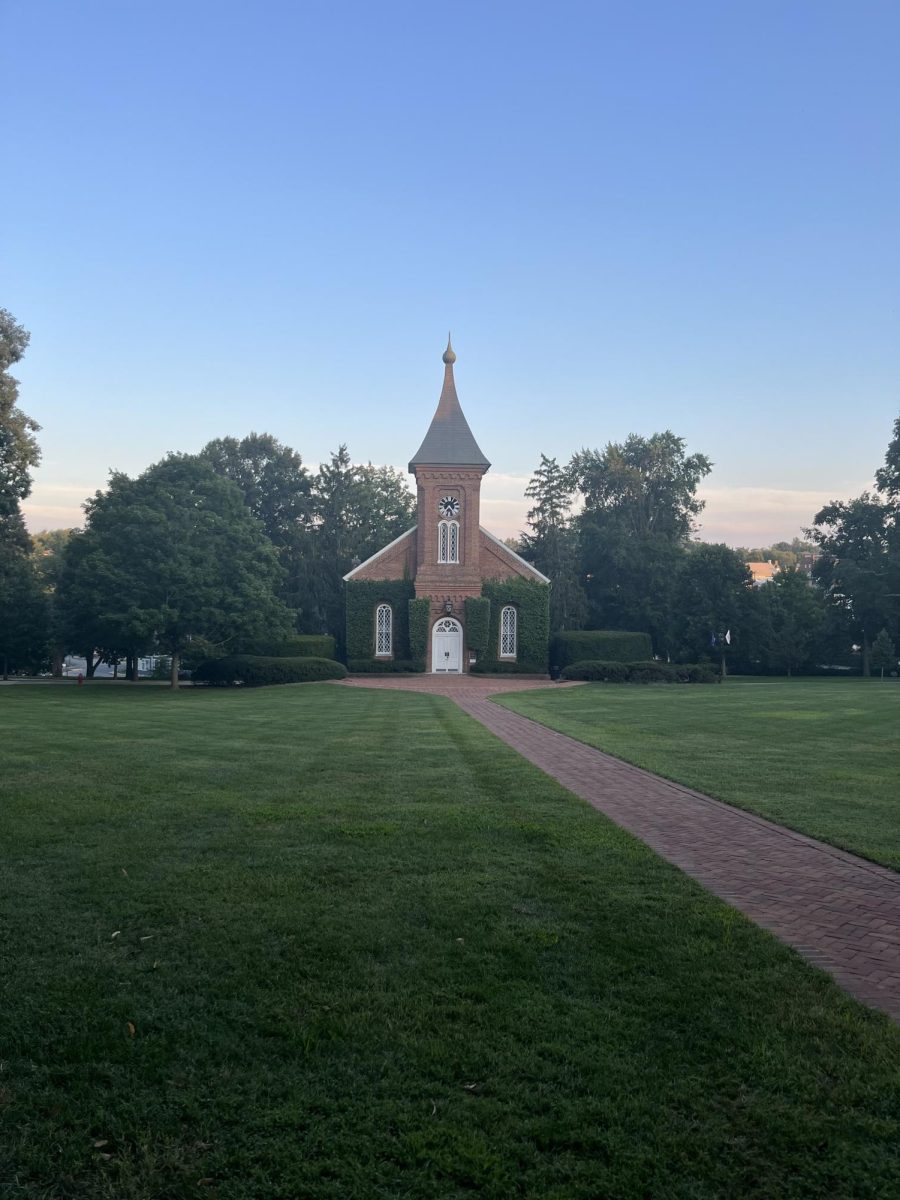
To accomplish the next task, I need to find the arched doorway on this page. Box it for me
[432,617,463,673]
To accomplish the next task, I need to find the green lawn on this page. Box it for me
[496,678,900,871]
[1,683,899,1199]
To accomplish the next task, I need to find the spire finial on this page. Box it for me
[442,333,456,365]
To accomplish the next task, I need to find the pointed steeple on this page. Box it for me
[408,338,491,473]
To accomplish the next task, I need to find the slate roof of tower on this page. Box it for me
[408,338,491,472]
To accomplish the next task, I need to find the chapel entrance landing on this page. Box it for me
[432,617,463,673]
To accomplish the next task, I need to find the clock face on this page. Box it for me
[438,495,460,518]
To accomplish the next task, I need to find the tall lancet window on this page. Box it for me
[438,520,459,564]
[500,605,517,658]
[375,603,392,657]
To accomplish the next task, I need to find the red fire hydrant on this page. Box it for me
[77,672,84,686]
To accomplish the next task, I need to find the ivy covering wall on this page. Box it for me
[472,578,550,673]
[464,597,490,657]
[408,598,430,662]
[346,579,415,663]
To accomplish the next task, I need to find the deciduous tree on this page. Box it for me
[809,494,895,675]
[0,308,39,550]
[570,432,712,653]
[760,568,824,676]
[58,456,293,686]
[672,543,753,669]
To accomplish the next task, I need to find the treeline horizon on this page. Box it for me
[3,306,899,679]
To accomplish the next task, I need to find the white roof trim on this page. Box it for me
[480,526,551,584]
[342,526,417,581]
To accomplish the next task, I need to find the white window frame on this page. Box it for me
[438,519,460,564]
[499,605,517,659]
[375,603,392,657]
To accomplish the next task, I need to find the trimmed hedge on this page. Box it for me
[240,634,336,660]
[346,658,426,674]
[193,656,347,687]
[408,598,430,662]
[476,578,550,673]
[346,579,415,662]
[551,631,652,669]
[470,660,541,675]
[464,596,491,657]
[561,660,719,684]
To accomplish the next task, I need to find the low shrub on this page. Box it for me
[551,631,652,669]
[347,658,426,674]
[629,663,675,684]
[470,660,544,675]
[686,664,720,684]
[193,656,346,687]
[561,660,630,682]
[560,659,719,684]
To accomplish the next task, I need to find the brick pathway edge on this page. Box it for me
[340,675,900,1021]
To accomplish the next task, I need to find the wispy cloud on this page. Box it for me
[23,484,92,531]
[694,482,872,545]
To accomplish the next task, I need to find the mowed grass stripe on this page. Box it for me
[496,677,900,871]
[1,684,898,1199]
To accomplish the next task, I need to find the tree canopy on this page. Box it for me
[58,455,293,686]
[0,308,39,549]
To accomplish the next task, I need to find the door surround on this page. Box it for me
[432,616,463,673]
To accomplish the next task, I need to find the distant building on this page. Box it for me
[747,561,779,587]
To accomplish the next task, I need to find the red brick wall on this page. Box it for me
[350,529,416,582]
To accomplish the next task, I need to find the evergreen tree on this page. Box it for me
[520,454,585,631]
[870,628,897,679]
[308,447,415,646]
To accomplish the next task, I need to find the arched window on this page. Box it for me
[438,520,459,564]
[500,605,517,658]
[375,603,392,657]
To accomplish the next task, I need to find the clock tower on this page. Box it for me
[408,336,490,623]
[343,338,549,673]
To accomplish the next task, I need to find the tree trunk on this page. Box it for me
[52,649,63,678]
[862,635,871,677]
[170,651,180,690]
[113,659,119,679]
[86,651,97,679]
[720,648,727,679]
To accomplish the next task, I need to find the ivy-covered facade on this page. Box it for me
[344,340,550,673]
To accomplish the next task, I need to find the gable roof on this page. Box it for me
[408,338,491,472]
[480,526,551,584]
[342,526,417,581]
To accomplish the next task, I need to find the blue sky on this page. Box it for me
[4,0,899,543]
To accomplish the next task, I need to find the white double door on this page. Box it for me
[432,617,462,673]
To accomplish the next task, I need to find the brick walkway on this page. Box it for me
[341,675,900,1020]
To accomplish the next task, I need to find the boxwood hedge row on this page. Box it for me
[193,656,347,687]
[551,631,653,668]
[561,659,719,683]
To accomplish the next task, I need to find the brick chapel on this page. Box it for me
[344,339,549,674]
